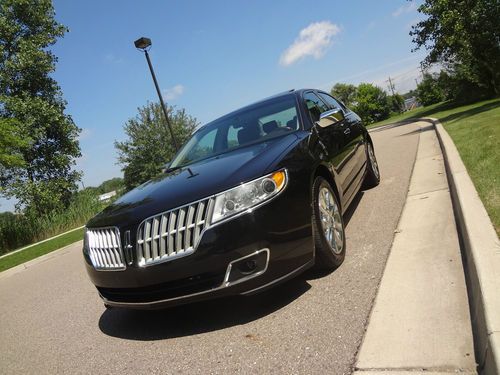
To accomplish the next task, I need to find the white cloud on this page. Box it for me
[280,21,341,66]
[392,2,417,17]
[163,84,185,100]
[103,53,123,64]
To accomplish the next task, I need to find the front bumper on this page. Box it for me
[99,252,314,310]
[84,176,314,309]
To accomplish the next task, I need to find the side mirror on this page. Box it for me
[316,108,345,128]
[161,161,171,173]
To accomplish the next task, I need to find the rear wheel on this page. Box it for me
[363,142,380,188]
[312,177,346,271]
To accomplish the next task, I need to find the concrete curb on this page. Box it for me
[355,120,476,372]
[433,118,500,374]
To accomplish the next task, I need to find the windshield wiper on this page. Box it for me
[164,165,182,173]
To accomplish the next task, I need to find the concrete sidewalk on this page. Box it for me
[355,122,477,373]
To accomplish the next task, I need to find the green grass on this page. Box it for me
[0,227,84,272]
[0,190,104,254]
[367,101,458,128]
[372,98,500,235]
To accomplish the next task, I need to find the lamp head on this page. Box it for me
[134,37,152,50]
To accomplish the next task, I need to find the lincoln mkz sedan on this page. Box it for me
[83,89,380,309]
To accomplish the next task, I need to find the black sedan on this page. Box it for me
[83,89,380,309]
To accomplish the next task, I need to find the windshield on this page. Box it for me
[170,95,299,169]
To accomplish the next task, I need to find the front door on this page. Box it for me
[303,91,352,196]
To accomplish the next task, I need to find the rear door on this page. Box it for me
[303,91,351,194]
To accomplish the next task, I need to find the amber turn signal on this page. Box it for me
[271,170,286,189]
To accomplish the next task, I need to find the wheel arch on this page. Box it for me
[312,164,342,211]
[366,130,375,148]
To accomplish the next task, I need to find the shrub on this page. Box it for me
[416,73,444,106]
[352,83,392,124]
[0,190,104,255]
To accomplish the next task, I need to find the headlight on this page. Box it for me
[211,169,288,224]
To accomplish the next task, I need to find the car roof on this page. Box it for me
[207,88,316,125]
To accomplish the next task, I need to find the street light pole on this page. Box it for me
[134,37,179,152]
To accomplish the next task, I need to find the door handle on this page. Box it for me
[343,128,351,135]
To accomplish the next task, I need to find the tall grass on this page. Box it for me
[0,190,105,255]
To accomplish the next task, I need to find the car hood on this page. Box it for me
[87,133,299,228]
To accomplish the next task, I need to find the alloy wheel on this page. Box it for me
[318,187,344,254]
[368,143,379,180]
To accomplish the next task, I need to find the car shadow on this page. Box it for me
[98,276,311,341]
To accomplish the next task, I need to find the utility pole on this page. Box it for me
[387,76,396,96]
[386,76,403,113]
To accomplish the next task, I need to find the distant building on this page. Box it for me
[98,191,117,202]
[404,97,419,111]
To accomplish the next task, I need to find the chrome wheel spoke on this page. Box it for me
[369,145,379,179]
[334,220,343,231]
[333,229,342,248]
[318,186,344,255]
[319,205,330,218]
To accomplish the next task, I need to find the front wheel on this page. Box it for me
[363,142,380,189]
[312,177,346,271]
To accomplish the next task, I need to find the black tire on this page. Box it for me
[363,141,380,189]
[104,303,113,309]
[312,177,346,271]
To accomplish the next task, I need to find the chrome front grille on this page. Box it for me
[137,197,215,267]
[86,227,126,270]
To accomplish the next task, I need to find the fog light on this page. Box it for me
[239,259,257,274]
[223,249,269,287]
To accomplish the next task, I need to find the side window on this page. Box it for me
[186,128,217,161]
[317,92,345,111]
[258,106,298,134]
[303,92,329,123]
[227,124,240,148]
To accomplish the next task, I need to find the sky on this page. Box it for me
[1,0,427,212]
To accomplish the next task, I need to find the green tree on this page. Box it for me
[352,83,391,124]
[97,177,124,194]
[410,0,500,97]
[416,73,444,106]
[115,102,198,191]
[0,0,81,215]
[331,83,357,107]
[0,117,27,169]
[388,94,405,113]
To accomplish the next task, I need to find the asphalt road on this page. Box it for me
[0,122,420,375]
